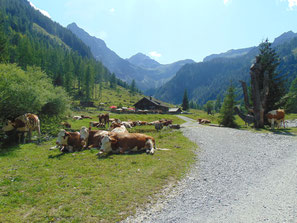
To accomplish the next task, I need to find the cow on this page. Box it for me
[121,121,132,129]
[98,113,110,127]
[56,129,83,152]
[111,124,128,133]
[89,121,105,128]
[99,132,156,155]
[79,126,109,149]
[197,118,211,124]
[73,116,82,120]
[2,113,41,143]
[160,119,173,126]
[266,109,285,129]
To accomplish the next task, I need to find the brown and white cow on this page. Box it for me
[80,126,109,149]
[197,118,211,124]
[99,132,156,155]
[56,129,83,152]
[2,113,41,143]
[266,109,285,129]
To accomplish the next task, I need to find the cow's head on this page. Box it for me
[2,120,15,132]
[145,139,155,155]
[80,126,89,140]
[56,129,68,146]
[100,134,117,154]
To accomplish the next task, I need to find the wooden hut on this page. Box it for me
[134,97,169,113]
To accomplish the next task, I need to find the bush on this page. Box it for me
[0,64,71,120]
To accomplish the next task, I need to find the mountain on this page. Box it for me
[67,23,195,91]
[127,53,160,69]
[155,31,297,105]
[203,47,255,62]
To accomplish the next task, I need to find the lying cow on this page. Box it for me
[111,124,128,133]
[99,132,156,155]
[60,122,71,128]
[197,118,211,124]
[56,129,83,152]
[266,109,285,129]
[2,113,41,143]
[81,115,92,119]
[89,121,105,128]
[80,126,108,149]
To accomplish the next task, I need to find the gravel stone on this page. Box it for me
[123,116,297,223]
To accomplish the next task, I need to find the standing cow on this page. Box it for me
[266,109,285,129]
[2,113,41,143]
[98,113,110,127]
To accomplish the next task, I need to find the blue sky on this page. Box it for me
[29,0,297,64]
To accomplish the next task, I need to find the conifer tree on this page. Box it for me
[219,83,237,127]
[182,89,189,111]
[285,77,297,113]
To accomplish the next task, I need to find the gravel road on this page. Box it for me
[124,116,297,223]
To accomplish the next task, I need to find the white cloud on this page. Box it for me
[29,1,51,18]
[149,51,162,58]
[110,8,115,13]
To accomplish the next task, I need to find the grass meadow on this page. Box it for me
[0,113,196,222]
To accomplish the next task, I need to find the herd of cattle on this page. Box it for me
[1,109,287,154]
[1,113,179,156]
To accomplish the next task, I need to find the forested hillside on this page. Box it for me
[155,33,297,105]
[0,0,132,105]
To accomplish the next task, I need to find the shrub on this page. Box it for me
[0,64,71,120]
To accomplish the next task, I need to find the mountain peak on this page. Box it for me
[127,53,161,69]
[273,31,297,46]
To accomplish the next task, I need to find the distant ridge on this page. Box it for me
[67,23,195,91]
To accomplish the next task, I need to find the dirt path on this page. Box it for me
[124,116,297,223]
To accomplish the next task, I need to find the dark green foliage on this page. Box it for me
[0,64,70,120]
[214,94,222,113]
[130,79,136,95]
[219,84,237,127]
[257,40,286,112]
[182,89,189,111]
[203,101,215,115]
[285,76,297,113]
[110,73,117,89]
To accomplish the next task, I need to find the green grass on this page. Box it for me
[0,115,195,222]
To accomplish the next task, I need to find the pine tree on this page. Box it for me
[215,94,222,113]
[219,83,237,127]
[182,89,189,111]
[130,79,136,95]
[110,73,116,89]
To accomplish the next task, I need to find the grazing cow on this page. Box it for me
[56,129,83,152]
[197,118,211,124]
[80,126,108,149]
[98,113,110,127]
[2,113,41,143]
[266,109,285,129]
[60,122,71,128]
[99,132,156,155]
